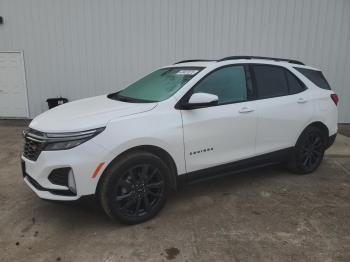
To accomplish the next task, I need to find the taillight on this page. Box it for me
[330,93,339,106]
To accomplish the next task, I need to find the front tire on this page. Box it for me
[98,151,170,224]
[288,126,326,174]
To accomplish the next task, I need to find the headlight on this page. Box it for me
[44,127,105,150]
[44,139,89,150]
[24,127,105,151]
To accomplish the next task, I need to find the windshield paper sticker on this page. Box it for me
[176,70,199,75]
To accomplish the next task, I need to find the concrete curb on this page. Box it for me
[325,134,350,158]
[325,154,350,158]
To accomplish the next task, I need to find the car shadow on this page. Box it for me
[36,163,291,227]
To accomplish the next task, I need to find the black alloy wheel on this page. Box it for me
[300,132,323,170]
[98,151,170,224]
[113,164,165,217]
[288,126,326,174]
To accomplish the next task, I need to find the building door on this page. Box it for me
[0,52,29,118]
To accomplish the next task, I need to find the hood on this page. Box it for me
[30,95,157,133]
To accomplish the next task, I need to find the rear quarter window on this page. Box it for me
[294,68,331,90]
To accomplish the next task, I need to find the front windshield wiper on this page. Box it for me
[107,92,156,103]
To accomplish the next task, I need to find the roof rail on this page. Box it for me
[174,59,215,64]
[218,56,304,65]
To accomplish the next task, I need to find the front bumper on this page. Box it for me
[21,140,109,201]
[23,174,80,201]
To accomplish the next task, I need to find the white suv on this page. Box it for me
[22,56,338,224]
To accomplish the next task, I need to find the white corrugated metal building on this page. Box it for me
[0,0,349,122]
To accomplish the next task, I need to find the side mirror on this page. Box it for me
[182,92,219,109]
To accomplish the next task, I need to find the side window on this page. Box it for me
[192,66,247,104]
[294,67,331,90]
[285,70,306,94]
[253,65,289,99]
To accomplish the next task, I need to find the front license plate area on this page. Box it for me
[21,160,26,177]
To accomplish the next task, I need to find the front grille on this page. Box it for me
[23,137,43,161]
[23,129,46,161]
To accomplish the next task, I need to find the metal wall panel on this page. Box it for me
[0,0,349,122]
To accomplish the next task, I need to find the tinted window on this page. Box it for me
[294,68,331,90]
[253,65,288,99]
[285,70,305,94]
[192,66,247,104]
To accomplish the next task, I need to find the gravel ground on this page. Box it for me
[0,124,349,262]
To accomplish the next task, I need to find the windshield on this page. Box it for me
[108,67,203,103]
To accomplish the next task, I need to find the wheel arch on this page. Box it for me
[96,145,179,195]
[307,121,329,138]
[296,121,329,146]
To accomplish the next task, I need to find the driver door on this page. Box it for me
[180,65,258,173]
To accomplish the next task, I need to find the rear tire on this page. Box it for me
[98,151,170,224]
[288,126,326,174]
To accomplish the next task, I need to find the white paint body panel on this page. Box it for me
[22,60,338,200]
[254,92,314,154]
[30,95,157,133]
[188,93,218,104]
[181,101,257,172]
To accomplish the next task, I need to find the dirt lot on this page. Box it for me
[0,123,350,262]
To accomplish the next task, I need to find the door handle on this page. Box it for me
[297,98,307,104]
[239,107,254,113]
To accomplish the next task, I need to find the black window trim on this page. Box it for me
[175,63,308,110]
[249,64,307,101]
[284,68,307,95]
[175,64,253,110]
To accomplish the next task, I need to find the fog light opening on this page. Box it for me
[68,169,77,194]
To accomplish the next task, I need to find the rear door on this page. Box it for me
[180,65,258,173]
[251,64,313,154]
